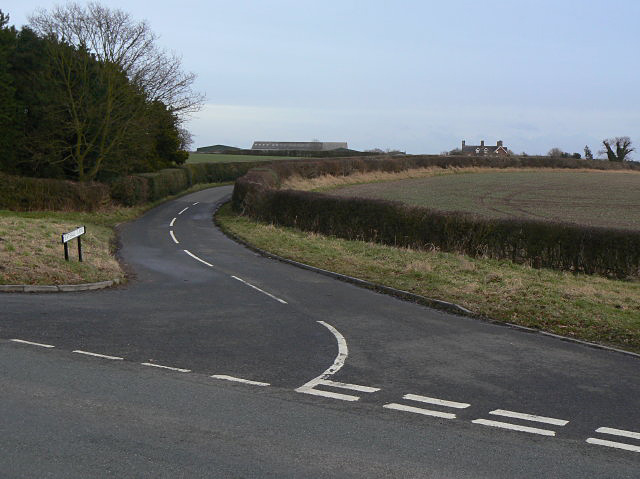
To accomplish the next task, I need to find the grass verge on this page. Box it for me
[216,203,640,353]
[0,182,227,286]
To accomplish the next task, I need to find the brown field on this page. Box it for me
[325,169,640,231]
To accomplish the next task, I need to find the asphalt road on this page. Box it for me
[1,185,639,477]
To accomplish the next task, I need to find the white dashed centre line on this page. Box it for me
[170,230,179,244]
[231,275,287,304]
[73,350,123,360]
[192,202,199,206]
[141,362,191,373]
[10,339,55,348]
[211,375,270,386]
[170,217,176,227]
[178,207,189,215]
[184,249,214,267]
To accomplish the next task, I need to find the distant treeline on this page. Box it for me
[196,146,380,158]
[0,7,196,182]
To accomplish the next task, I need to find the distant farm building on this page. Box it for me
[461,140,509,156]
[251,141,348,151]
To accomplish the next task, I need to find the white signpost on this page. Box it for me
[61,226,85,262]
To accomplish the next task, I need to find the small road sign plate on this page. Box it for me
[61,226,85,244]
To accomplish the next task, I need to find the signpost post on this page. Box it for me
[61,226,85,262]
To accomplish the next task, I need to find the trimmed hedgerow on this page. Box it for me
[183,161,266,185]
[0,173,111,212]
[1,160,263,211]
[136,168,190,201]
[108,175,151,206]
[233,156,640,278]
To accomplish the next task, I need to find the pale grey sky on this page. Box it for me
[4,0,640,155]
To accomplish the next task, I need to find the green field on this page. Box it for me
[187,153,301,164]
[328,169,640,231]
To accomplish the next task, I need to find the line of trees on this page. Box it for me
[547,137,634,162]
[0,3,203,182]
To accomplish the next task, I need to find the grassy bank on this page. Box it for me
[217,203,640,353]
[0,182,224,286]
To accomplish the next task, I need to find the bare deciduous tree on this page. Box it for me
[600,137,634,162]
[27,2,203,180]
[547,147,564,157]
[29,2,203,118]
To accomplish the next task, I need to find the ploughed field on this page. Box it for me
[327,170,640,231]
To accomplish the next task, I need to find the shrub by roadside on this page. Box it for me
[0,172,111,211]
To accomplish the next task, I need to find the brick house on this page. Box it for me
[461,140,509,156]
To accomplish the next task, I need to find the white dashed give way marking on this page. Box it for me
[211,375,270,386]
[384,393,470,420]
[472,409,569,437]
[178,207,189,215]
[587,427,640,453]
[296,321,380,401]
[170,230,179,244]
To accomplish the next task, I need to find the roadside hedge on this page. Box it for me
[0,173,111,212]
[1,160,266,211]
[233,156,640,278]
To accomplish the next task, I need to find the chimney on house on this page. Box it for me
[480,140,485,147]
[462,140,465,150]
[497,140,503,147]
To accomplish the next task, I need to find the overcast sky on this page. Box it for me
[3,0,640,155]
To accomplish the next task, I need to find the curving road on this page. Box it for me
[1,185,639,478]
